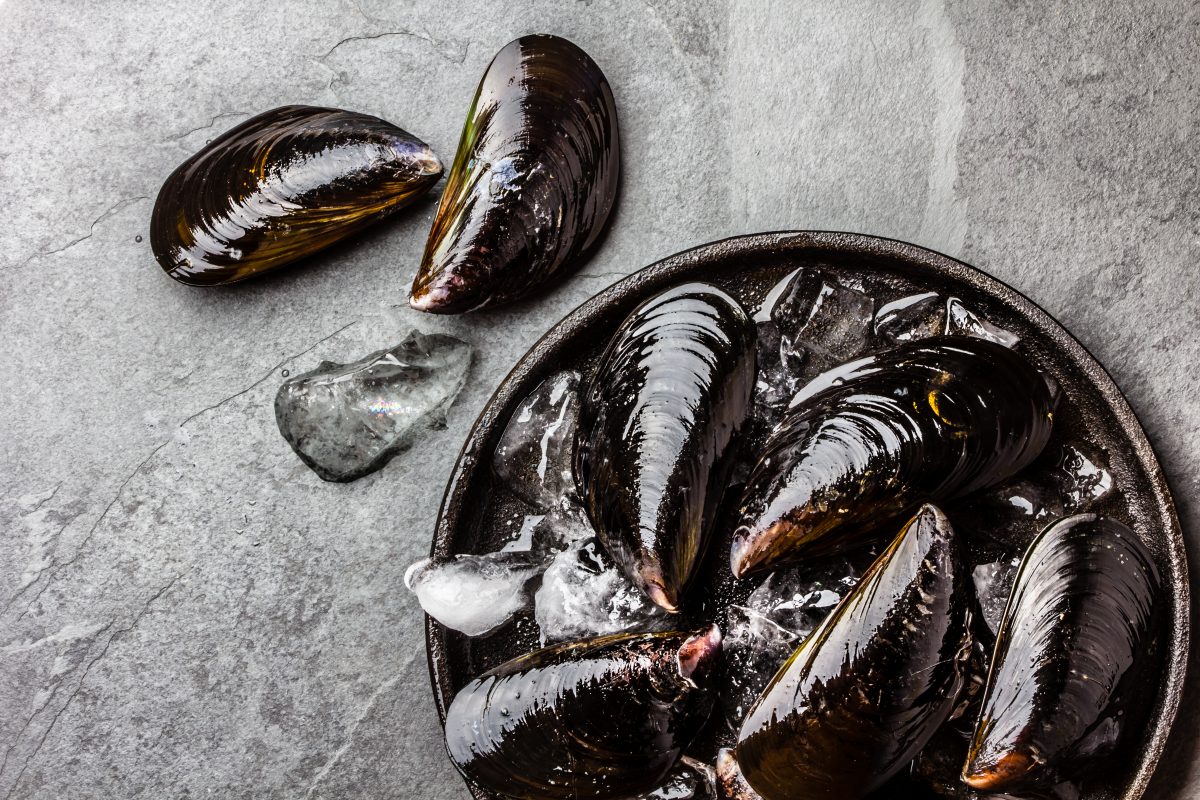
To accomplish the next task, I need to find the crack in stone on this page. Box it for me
[14,196,149,270]
[302,654,421,799]
[1,513,83,617]
[166,111,250,144]
[314,27,469,71]
[12,440,170,623]
[1,576,181,798]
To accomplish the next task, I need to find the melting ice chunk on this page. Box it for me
[751,269,875,430]
[1054,443,1114,511]
[405,552,544,637]
[954,477,1065,558]
[873,291,942,343]
[274,330,472,482]
[945,297,1020,347]
[972,558,1020,635]
[632,758,716,799]
[535,536,670,644]
[872,293,1019,349]
[720,558,863,731]
[494,371,582,509]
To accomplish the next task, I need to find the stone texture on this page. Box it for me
[0,1,1196,798]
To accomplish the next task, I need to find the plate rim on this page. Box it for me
[424,230,1190,800]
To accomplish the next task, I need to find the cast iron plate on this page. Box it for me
[424,231,1189,800]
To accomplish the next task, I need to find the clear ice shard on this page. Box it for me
[972,558,1021,635]
[873,293,1019,348]
[405,552,545,637]
[720,557,863,731]
[1054,443,1114,511]
[633,757,716,799]
[494,370,582,509]
[751,269,874,431]
[534,536,671,644]
[955,476,1065,558]
[274,330,472,482]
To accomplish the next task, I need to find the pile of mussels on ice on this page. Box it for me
[406,267,1161,800]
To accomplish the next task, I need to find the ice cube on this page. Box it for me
[634,758,716,799]
[1054,443,1113,511]
[530,501,597,554]
[972,558,1020,635]
[500,514,545,552]
[405,552,544,637]
[494,371,582,509]
[773,269,876,380]
[945,297,1020,348]
[873,291,942,343]
[534,536,670,644]
[720,558,863,731]
[954,477,1064,559]
[274,330,472,482]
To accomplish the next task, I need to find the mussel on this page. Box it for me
[444,626,722,800]
[151,105,442,286]
[963,514,1162,791]
[736,505,975,800]
[409,34,620,313]
[576,283,756,611]
[731,337,1055,577]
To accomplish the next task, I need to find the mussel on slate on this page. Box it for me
[731,337,1056,577]
[409,34,620,313]
[151,105,442,286]
[444,626,723,800]
[736,505,975,800]
[963,514,1162,792]
[576,283,756,612]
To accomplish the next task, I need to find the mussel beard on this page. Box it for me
[736,505,975,800]
[151,105,441,286]
[444,626,722,800]
[963,514,1162,792]
[731,337,1056,578]
[576,282,756,612]
[410,34,619,313]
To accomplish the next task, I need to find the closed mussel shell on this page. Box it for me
[410,34,619,313]
[576,282,756,612]
[736,505,975,800]
[731,337,1056,577]
[443,626,723,800]
[963,514,1162,792]
[151,105,442,285]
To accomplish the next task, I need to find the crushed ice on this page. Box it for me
[405,552,546,637]
[493,370,582,509]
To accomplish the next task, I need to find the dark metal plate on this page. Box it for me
[424,231,1189,800]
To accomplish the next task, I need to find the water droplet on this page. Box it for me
[281,369,290,377]
[135,234,143,243]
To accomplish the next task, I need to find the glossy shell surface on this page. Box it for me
[731,337,1056,577]
[410,34,620,313]
[443,627,721,800]
[736,505,974,800]
[425,232,1188,800]
[576,282,756,611]
[151,105,441,286]
[965,514,1163,791]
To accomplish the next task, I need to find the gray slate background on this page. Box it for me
[0,0,1196,797]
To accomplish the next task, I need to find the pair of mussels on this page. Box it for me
[444,282,1162,800]
[150,34,618,313]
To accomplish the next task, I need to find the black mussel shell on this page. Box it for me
[731,337,1055,577]
[410,34,619,313]
[151,105,442,286]
[444,626,722,800]
[963,514,1162,792]
[736,505,975,800]
[576,283,756,611]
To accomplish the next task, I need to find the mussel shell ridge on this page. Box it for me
[963,514,1162,791]
[576,282,756,611]
[151,105,442,286]
[410,34,620,313]
[444,627,722,800]
[736,505,975,800]
[731,337,1055,577]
